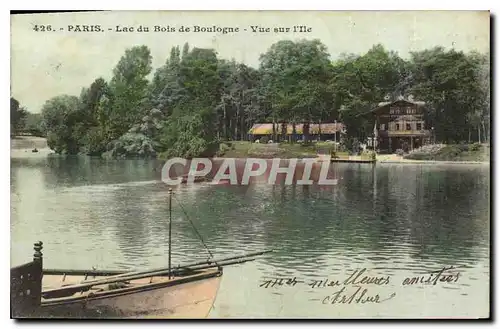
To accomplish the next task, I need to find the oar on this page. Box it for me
[169,257,257,274]
[42,257,257,298]
[79,249,273,285]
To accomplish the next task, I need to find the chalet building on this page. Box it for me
[248,122,345,142]
[371,98,431,152]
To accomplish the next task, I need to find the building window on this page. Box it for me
[416,123,422,130]
[396,123,400,130]
[406,123,411,131]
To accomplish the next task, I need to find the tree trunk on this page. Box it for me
[281,122,287,142]
[233,113,240,140]
[303,122,310,145]
[223,102,227,141]
[240,117,245,141]
[468,128,471,144]
[318,120,322,141]
[481,120,487,143]
[272,118,277,142]
[478,125,481,143]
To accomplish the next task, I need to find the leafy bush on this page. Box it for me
[104,132,157,158]
[159,112,219,159]
[46,132,64,154]
[470,143,482,152]
[361,150,377,160]
[395,149,404,156]
[438,145,461,160]
[404,143,486,161]
[405,144,446,159]
[82,127,108,156]
[217,142,233,156]
[41,95,81,154]
[405,145,438,160]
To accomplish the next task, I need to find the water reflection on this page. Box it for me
[10,157,490,317]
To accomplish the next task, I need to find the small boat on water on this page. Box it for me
[11,189,271,319]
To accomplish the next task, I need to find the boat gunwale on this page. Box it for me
[41,268,222,307]
[43,269,125,276]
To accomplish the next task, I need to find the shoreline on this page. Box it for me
[10,147,53,158]
[377,159,489,165]
[10,151,489,165]
[217,155,489,165]
[10,137,489,165]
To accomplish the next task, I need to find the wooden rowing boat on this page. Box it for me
[39,268,223,318]
[11,189,271,319]
[11,247,228,319]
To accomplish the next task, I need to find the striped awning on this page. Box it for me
[249,123,345,135]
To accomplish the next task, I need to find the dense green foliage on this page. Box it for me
[10,97,28,136]
[23,112,44,136]
[18,40,488,158]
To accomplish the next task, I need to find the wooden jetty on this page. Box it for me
[316,153,376,164]
[330,157,376,164]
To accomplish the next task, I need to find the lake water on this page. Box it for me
[10,155,490,318]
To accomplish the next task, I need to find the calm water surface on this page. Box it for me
[10,155,490,318]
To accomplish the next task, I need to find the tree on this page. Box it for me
[158,47,221,158]
[105,108,165,158]
[468,51,490,143]
[182,42,190,58]
[149,46,183,115]
[41,95,81,154]
[160,112,219,159]
[24,112,44,137]
[36,41,489,159]
[258,39,333,143]
[10,97,28,136]
[108,46,153,139]
[73,78,113,155]
[330,45,411,142]
[79,77,109,127]
[215,60,261,140]
[410,47,488,143]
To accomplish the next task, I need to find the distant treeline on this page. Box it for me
[10,98,44,137]
[11,40,490,158]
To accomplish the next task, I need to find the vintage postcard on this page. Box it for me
[10,10,490,319]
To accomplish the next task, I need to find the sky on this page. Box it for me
[10,11,490,113]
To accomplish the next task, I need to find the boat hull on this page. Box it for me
[38,269,222,319]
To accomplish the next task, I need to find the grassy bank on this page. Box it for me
[218,141,362,159]
[219,141,320,158]
[219,141,490,163]
[13,137,488,163]
[403,143,490,162]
